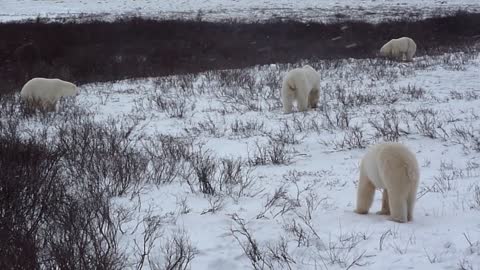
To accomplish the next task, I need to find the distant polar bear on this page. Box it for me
[20,78,78,111]
[281,65,321,113]
[355,142,420,223]
[380,37,417,62]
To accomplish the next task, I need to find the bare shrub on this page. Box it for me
[230,214,296,270]
[248,138,294,166]
[323,106,351,130]
[189,149,217,195]
[470,185,480,210]
[256,186,297,219]
[450,125,480,153]
[369,109,409,142]
[56,118,148,197]
[218,158,256,198]
[44,192,126,270]
[332,126,368,150]
[321,232,369,269]
[398,84,426,100]
[412,109,442,139]
[134,211,165,270]
[230,214,268,269]
[267,123,304,145]
[283,219,310,248]
[187,115,226,137]
[150,93,195,119]
[0,131,63,269]
[150,230,198,270]
[201,196,225,215]
[0,121,128,269]
[229,118,265,138]
[187,152,257,198]
[143,135,192,185]
[333,85,376,108]
[431,165,462,194]
[450,90,480,101]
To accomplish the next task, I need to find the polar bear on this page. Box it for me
[379,37,417,62]
[20,78,78,111]
[281,65,321,113]
[354,142,420,223]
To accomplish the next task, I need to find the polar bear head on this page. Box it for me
[60,80,79,97]
[379,41,392,57]
[302,65,315,71]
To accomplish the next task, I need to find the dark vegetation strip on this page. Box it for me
[1,11,480,95]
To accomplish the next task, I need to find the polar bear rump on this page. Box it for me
[380,37,417,62]
[355,142,420,223]
[281,65,321,113]
[20,78,78,111]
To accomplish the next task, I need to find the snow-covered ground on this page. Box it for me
[1,0,480,22]
[11,52,480,269]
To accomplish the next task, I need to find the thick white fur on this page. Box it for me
[380,37,417,62]
[20,78,78,111]
[355,142,420,223]
[281,65,321,113]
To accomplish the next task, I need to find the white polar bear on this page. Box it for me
[20,78,78,111]
[380,37,417,62]
[281,65,321,113]
[355,142,420,223]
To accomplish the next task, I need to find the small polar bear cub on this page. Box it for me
[380,37,417,62]
[355,142,420,223]
[281,65,321,113]
[20,77,79,111]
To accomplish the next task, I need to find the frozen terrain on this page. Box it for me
[8,51,480,269]
[1,0,480,22]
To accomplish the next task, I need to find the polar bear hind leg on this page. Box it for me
[381,167,409,223]
[281,83,295,113]
[296,91,309,112]
[376,189,390,215]
[293,75,310,112]
[355,170,376,214]
[308,88,319,109]
[407,190,416,221]
[387,190,408,223]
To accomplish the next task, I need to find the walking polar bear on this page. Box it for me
[355,142,420,223]
[380,37,417,62]
[20,77,78,111]
[281,65,321,113]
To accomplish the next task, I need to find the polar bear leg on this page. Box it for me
[296,90,309,112]
[41,100,56,112]
[281,85,294,114]
[406,51,414,62]
[308,89,320,109]
[407,191,416,221]
[355,170,375,214]
[387,191,408,223]
[376,189,390,215]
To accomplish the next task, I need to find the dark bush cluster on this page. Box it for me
[1,11,480,95]
[0,118,126,269]
[0,111,207,269]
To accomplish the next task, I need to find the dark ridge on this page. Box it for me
[1,11,479,95]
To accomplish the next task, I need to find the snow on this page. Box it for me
[4,1,480,266]
[44,52,480,269]
[1,0,480,22]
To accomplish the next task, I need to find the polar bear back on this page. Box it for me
[361,142,419,189]
[20,78,77,102]
[380,37,416,58]
[301,65,321,88]
[284,65,319,90]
